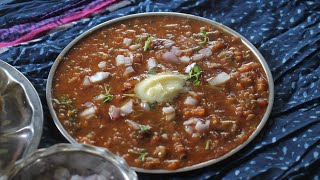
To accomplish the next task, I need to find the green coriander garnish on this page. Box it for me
[147,67,159,74]
[103,84,113,103]
[53,95,73,107]
[144,36,153,51]
[139,125,152,133]
[138,152,148,161]
[205,140,212,150]
[189,64,203,86]
[53,95,78,131]
[199,30,209,46]
[128,148,148,162]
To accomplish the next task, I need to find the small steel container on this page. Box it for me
[4,143,137,180]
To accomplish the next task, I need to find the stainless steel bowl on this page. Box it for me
[5,143,138,180]
[46,12,274,173]
[0,60,43,174]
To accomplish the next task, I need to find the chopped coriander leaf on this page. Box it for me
[139,125,151,133]
[134,124,152,136]
[199,30,209,46]
[53,95,78,132]
[205,140,212,150]
[103,84,113,103]
[147,67,159,74]
[128,148,148,162]
[144,36,153,52]
[189,63,203,86]
[194,80,201,86]
[57,95,73,106]
[138,152,148,162]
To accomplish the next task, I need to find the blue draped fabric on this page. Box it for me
[0,0,319,179]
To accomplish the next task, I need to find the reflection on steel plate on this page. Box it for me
[0,60,43,174]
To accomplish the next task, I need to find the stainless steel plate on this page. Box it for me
[46,12,274,173]
[0,60,43,174]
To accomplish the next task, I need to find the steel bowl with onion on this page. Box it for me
[46,12,274,173]
[4,143,137,180]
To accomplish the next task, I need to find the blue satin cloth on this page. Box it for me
[0,0,319,179]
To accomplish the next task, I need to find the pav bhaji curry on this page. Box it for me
[52,16,269,170]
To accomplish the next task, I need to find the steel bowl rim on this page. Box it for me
[7,143,138,179]
[46,12,274,174]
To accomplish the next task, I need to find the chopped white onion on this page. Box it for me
[161,133,168,140]
[94,94,105,101]
[116,55,125,66]
[189,91,198,97]
[82,76,91,86]
[79,106,97,119]
[125,119,140,130]
[140,101,150,111]
[124,57,133,66]
[129,44,142,51]
[129,52,134,60]
[183,118,195,125]
[170,46,182,56]
[124,66,135,76]
[166,113,175,121]
[98,61,107,69]
[123,38,132,47]
[207,72,231,86]
[184,96,198,105]
[191,53,204,61]
[88,72,110,83]
[163,39,175,48]
[162,106,175,121]
[116,55,133,66]
[97,51,108,57]
[206,62,221,68]
[199,48,212,57]
[195,120,210,132]
[108,105,121,120]
[147,58,157,69]
[193,118,201,123]
[185,62,196,73]
[180,56,191,63]
[120,100,133,116]
[162,106,175,114]
[185,126,193,135]
[162,52,180,64]
[164,24,178,27]
[83,102,94,107]
[192,132,200,138]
